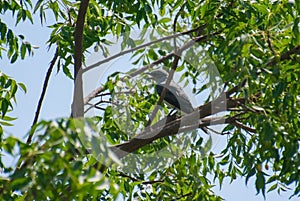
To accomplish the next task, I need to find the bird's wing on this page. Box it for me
[157,82,194,113]
[156,84,181,110]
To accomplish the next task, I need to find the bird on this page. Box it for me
[147,69,208,133]
[147,69,194,114]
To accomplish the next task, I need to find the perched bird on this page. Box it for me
[147,69,194,114]
[147,69,208,133]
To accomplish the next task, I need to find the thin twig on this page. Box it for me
[84,99,118,113]
[96,90,134,98]
[266,30,276,56]
[231,120,256,133]
[94,106,106,111]
[176,192,193,200]
[84,29,220,105]
[173,1,186,50]
[27,48,59,144]
[146,54,181,127]
[82,24,207,73]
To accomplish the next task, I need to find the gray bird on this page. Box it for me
[147,69,208,133]
[147,69,194,114]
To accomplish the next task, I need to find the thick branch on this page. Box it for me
[111,95,246,158]
[74,0,89,79]
[71,0,89,117]
[102,31,298,165]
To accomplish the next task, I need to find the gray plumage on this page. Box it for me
[147,69,194,114]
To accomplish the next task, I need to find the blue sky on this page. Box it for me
[0,6,298,201]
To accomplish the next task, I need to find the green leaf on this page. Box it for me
[26,10,33,24]
[4,78,12,88]
[63,65,73,79]
[253,4,269,15]
[10,53,18,63]
[158,17,171,23]
[18,82,27,93]
[18,34,25,40]
[267,183,277,193]
[175,65,184,72]
[2,115,17,121]
[21,43,26,59]
[246,167,256,185]
[1,98,10,117]
[202,135,212,154]
[10,177,31,190]
[255,172,266,197]
[219,154,230,166]
[0,120,14,126]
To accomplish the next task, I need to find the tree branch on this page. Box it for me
[266,45,300,66]
[110,93,246,158]
[82,24,207,73]
[84,29,221,105]
[27,48,59,144]
[231,120,256,133]
[71,0,89,117]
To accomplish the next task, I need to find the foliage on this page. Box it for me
[0,0,300,200]
[0,0,34,63]
[0,72,26,140]
[0,118,119,200]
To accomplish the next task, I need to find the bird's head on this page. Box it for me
[147,69,169,83]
